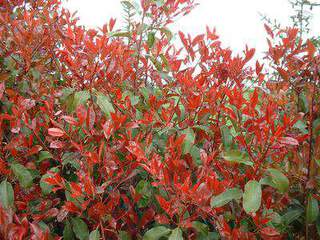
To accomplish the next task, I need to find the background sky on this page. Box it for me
[63,0,320,56]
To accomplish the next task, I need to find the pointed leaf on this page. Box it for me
[147,32,155,48]
[48,128,65,137]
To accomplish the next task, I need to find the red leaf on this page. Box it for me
[64,201,81,213]
[306,40,316,57]
[156,195,170,215]
[86,106,95,130]
[278,136,299,146]
[49,140,65,149]
[250,89,259,109]
[103,120,114,140]
[260,227,281,240]
[76,105,87,125]
[277,67,289,81]
[178,31,188,49]
[244,46,255,63]
[26,145,43,156]
[88,202,108,220]
[48,128,65,137]
[126,141,146,161]
[0,82,5,100]
[140,208,155,228]
[70,182,82,198]
[264,24,274,38]
[61,115,78,126]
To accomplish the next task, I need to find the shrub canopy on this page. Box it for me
[0,0,319,239]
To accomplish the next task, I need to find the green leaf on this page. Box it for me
[222,150,253,166]
[73,91,90,109]
[267,168,289,193]
[71,217,89,240]
[298,92,309,113]
[38,151,53,162]
[143,226,171,240]
[121,0,135,10]
[190,145,201,166]
[62,152,80,169]
[63,221,75,240]
[96,93,115,118]
[31,68,41,80]
[110,31,131,38]
[316,215,320,237]
[159,54,169,70]
[243,180,261,214]
[210,188,242,208]
[160,27,173,41]
[150,56,163,71]
[282,208,303,225]
[89,229,100,240]
[147,32,155,48]
[306,195,319,223]
[11,163,33,189]
[259,176,276,188]
[119,231,132,240]
[181,127,195,154]
[293,120,308,134]
[192,221,209,236]
[0,179,14,209]
[168,228,183,240]
[136,180,152,208]
[220,126,233,150]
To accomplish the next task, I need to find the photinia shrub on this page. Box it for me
[0,0,319,239]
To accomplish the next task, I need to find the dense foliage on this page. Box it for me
[0,0,319,239]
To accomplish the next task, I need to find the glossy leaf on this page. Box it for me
[71,218,89,240]
[96,93,115,118]
[243,180,261,214]
[306,195,319,223]
[222,150,253,166]
[89,229,100,240]
[38,151,53,162]
[168,228,183,240]
[48,128,65,137]
[143,226,171,240]
[210,188,243,208]
[0,179,14,209]
[267,168,289,193]
[11,163,33,189]
[181,127,195,154]
[220,126,233,150]
[63,221,75,240]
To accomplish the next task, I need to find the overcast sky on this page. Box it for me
[63,0,320,56]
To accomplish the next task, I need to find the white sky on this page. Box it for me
[64,0,320,56]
